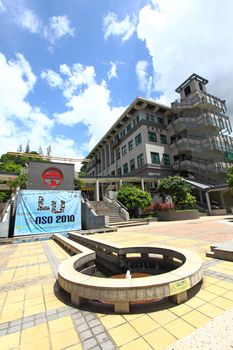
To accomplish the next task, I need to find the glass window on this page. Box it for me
[163,154,170,165]
[127,123,131,133]
[117,167,122,175]
[148,131,157,142]
[137,153,144,167]
[121,145,127,156]
[184,85,191,96]
[128,140,133,151]
[157,117,164,124]
[130,159,135,171]
[145,113,150,120]
[123,163,128,174]
[160,134,167,144]
[135,133,142,146]
[116,148,120,160]
[151,152,160,164]
[150,115,155,122]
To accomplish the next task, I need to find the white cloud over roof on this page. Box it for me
[103,12,137,42]
[137,0,233,115]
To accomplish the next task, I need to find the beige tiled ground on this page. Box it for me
[1,215,233,349]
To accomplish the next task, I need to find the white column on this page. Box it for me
[96,179,100,201]
[119,178,123,187]
[141,178,145,191]
[205,191,211,215]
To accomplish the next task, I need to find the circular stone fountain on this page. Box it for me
[55,234,203,313]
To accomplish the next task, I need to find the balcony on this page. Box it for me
[172,112,231,135]
[173,158,228,175]
[171,91,226,113]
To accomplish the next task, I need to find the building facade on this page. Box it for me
[85,74,233,187]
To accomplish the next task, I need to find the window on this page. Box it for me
[137,153,144,167]
[117,168,122,175]
[135,133,142,145]
[130,159,135,171]
[148,131,157,142]
[128,140,133,151]
[116,148,120,160]
[163,154,170,166]
[157,117,164,124]
[127,123,131,133]
[199,82,203,91]
[121,145,127,156]
[133,115,140,126]
[145,113,150,121]
[160,134,167,144]
[123,163,128,174]
[151,152,160,165]
[184,85,191,96]
[150,115,155,122]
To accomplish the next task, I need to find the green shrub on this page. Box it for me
[177,193,196,209]
[0,192,7,202]
[117,185,152,217]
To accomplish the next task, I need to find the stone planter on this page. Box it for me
[210,209,227,216]
[157,209,200,221]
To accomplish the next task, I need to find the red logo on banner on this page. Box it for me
[41,168,63,187]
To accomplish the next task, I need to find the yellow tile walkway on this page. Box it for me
[1,216,233,349]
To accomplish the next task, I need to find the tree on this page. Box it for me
[117,185,152,217]
[17,144,23,152]
[38,146,43,155]
[8,174,28,191]
[25,141,30,153]
[74,179,85,190]
[227,166,233,189]
[157,176,192,207]
[0,162,22,173]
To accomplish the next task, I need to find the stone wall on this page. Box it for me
[157,209,200,221]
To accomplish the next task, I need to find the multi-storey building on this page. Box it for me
[85,74,233,187]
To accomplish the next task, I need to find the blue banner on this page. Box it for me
[14,190,81,236]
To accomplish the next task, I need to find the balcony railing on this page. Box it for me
[171,91,226,113]
[172,112,231,134]
[173,159,229,174]
[170,135,233,156]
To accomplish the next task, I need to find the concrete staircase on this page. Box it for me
[90,201,148,228]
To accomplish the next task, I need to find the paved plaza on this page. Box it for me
[1,215,233,350]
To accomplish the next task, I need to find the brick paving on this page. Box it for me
[0,215,233,349]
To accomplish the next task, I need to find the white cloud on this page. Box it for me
[18,8,40,33]
[44,15,75,44]
[108,61,118,80]
[103,12,137,42]
[1,2,75,44]
[135,60,153,98]
[42,63,96,99]
[0,52,82,164]
[41,69,64,89]
[42,62,125,152]
[0,0,6,13]
[137,0,233,116]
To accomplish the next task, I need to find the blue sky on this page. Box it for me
[0,0,233,166]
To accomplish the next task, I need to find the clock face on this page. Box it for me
[41,168,63,187]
